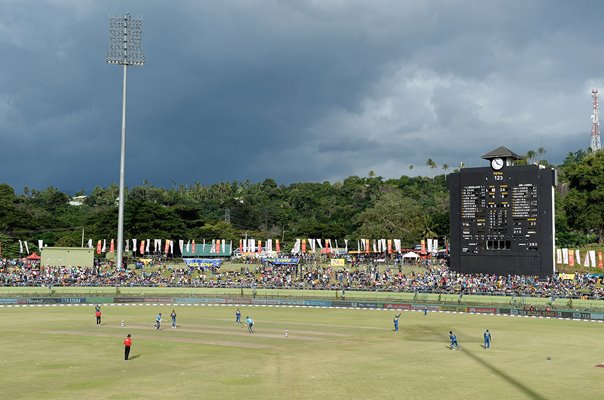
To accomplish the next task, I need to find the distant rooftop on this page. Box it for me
[68,195,87,206]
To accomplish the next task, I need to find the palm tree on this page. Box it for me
[537,147,546,165]
[526,150,536,164]
[442,163,449,176]
[426,159,437,179]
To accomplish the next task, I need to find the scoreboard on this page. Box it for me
[448,165,556,277]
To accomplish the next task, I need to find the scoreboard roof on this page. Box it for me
[481,146,522,160]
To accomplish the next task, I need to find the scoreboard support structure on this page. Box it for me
[447,146,557,278]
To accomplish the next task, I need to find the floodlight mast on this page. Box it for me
[106,14,144,270]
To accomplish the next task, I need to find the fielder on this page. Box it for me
[393,313,401,332]
[449,331,461,350]
[246,316,254,333]
[483,329,491,349]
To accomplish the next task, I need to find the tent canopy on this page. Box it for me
[402,251,420,258]
[26,252,41,260]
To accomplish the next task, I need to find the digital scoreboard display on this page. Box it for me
[448,165,556,277]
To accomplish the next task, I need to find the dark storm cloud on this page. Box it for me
[0,0,602,192]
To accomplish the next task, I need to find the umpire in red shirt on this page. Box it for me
[124,334,132,361]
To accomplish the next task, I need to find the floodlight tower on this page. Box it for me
[106,14,144,269]
[591,88,601,151]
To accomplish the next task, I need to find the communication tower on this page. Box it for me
[591,89,601,151]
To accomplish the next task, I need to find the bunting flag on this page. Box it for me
[125,239,129,252]
[365,239,370,254]
[562,248,568,264]
[210,239,215,253]
[344,239,348,252]
[427,239,433,253]
[87,239,93,249]
[589,250,596,268]
[257,240,262,253]
[358,240,361,252]
[243,238,247,252]
[316,239,323,249]
[145,239,150,253]
[38,239,44,251]
[377,239,382,253]
[598,251,603,269]
[575,250,581,266]
[170,240,174,255]
[301,238,306,253]
[222,239,226,253]
[110,239,115,253]
[381,239,386,252]
[394,239,402,253]
[421,239,426,254]
[102,239,106,253]
[276,239,280,252]
[584,251,590,267]
[434,239,439,252]
[192,240,196,254]
[164,240,170,254]
[132,239,137,254]
[96,240,102,255]
[387,239,392,254]
[178,240,184,254]
[372,240,377,253]
[556,249,562,264]
[239,239,243,253]
[24,241,29,254]
[19,240,23,254]
[335,239,339,252]
[186,240,190,253]
[140,240,145,255]
[569,250,575,267]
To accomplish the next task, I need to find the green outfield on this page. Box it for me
[1,304,602,400]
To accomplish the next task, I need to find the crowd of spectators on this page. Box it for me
[1,257,603,300]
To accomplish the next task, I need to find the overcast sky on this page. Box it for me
[0,0,602,193]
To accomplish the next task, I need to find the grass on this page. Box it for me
[1,304,603,400]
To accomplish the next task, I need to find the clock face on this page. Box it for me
[491,157,504,170]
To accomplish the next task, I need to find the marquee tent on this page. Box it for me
[26,252,41,260]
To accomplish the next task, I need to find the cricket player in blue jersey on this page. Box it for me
[449,331,460,350]
[155,313,162,331]
[246,316,254,333]
[171,310,177,328]
[236,308,241,324]
[483,329,491,349]
[393,313,401,331]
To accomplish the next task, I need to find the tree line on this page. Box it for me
[0,147,601,258]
